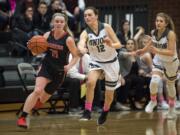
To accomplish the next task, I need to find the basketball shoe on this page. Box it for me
[80,110,91,121]
[97,111,109,125]
[145,100,157,113]
[17,117,29,129]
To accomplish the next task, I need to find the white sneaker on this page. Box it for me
[165,107,177,119]
[145,101,157,113]
[158,101,169,110]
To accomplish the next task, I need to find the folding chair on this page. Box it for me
[48,87,69,114]
[17,63,70,115]
[16,62,38,115]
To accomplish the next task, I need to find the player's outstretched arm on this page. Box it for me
[78,30,88,54]
[65,37,79,72]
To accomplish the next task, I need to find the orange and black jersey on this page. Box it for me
[43,30,70,71]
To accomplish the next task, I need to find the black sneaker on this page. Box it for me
[79,110,91,121]
[97,111,109,125]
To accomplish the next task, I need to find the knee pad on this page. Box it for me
[150,75,161,94]
[166,81,176,98]
[157,79,163,94]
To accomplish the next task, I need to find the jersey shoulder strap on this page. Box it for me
[85,22,104,35]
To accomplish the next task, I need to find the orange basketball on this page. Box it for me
[27,35,48,55]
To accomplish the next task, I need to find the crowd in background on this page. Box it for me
[0,0,85,56]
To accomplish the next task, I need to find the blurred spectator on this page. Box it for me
[33,1,50,34]
[14,0,39,16]
[17,6,34,33]
[47,0,81,35]
[12,6,34,36]
[63,0,86,32]
[10,6,35,56]
[117,20,131,46]
[117,39,147,110]
[46,0,66,27]
[0,0,11,31]
[47,0,65,16]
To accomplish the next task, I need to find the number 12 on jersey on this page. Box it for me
[96,44,105,52]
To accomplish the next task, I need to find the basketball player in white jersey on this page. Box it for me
[137,12,179,119]
[78,6,122,125]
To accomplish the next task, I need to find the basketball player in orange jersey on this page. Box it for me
[17,12,79,128]
[136,12,179,119]
[78,7,122,125]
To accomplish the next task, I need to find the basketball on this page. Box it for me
[27,35,48,55]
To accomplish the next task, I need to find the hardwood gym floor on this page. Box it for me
[0,110,179,135]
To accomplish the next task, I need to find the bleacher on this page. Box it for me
[0,31,25,104]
